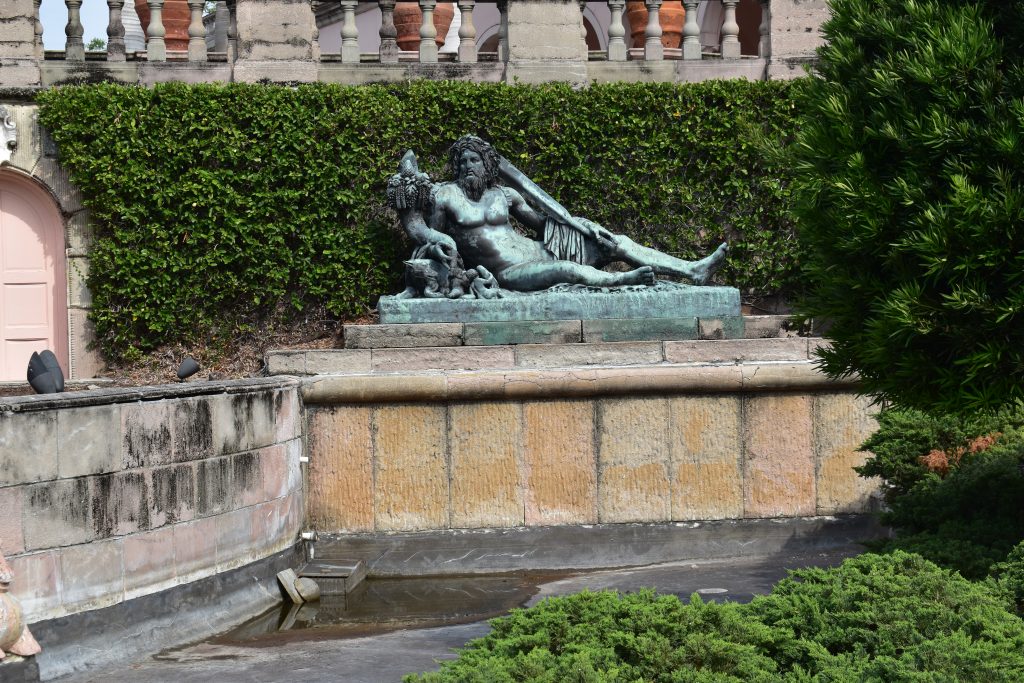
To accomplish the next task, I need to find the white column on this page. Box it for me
[418,0,438,63]
[340,0,359,62]
[682,0,699,59]
[456,0,476,62]
[720,0,740,58]
[644,0,663,61]
[146,0,166,61]
[187,0,207,60]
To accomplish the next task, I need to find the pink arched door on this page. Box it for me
[0,172,68,381]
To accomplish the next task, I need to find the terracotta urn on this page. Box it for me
[626,1,685,49]
[394,2,455,51]
[134,0,192,52]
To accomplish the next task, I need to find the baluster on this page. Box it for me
[378,0,398,62]
[418,0,438,63]
[187,0,207,60]
[65,0,85,60]
[578,1,587,47]
[146,0,166,60]
[497,0,508,62]
[34,0,44,58]
[644,0,662,61]
[606,1,625,61]
[720,0,740,58]
[106,0,126,60]
[339,0,359,62]
[310,0,321,61]
[682,0,699,59]
[758,0,770,57]
[226,0,237,61]
[457,0,476,63]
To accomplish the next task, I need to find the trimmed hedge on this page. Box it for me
[37,80,800,360]
[404,552,1024,682]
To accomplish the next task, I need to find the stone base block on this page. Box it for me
[379,285,740,324]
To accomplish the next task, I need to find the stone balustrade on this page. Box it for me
[1,0,828,87]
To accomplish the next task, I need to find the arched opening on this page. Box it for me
[0,170,68,381]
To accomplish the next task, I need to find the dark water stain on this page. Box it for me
[215,571,574,648]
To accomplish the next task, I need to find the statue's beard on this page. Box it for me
[458,173,487,201]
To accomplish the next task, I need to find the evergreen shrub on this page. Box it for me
[788,0,1024,413]
[36,80,800,361]
[404,553,1024,682]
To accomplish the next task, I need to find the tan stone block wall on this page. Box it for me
[597,398,671,523]
[373,404,448,531]
[306,406,374,532]
[743,394,816,517]
[815,394,879,513]
[450,403,524,528]
[670,396,743,520]
[523,400,597,525]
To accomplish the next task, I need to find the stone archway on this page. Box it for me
[0,170,68,381]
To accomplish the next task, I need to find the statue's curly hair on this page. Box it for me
[447,135,500,186]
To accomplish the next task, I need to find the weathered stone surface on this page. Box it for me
[523,400,596,525]
[149,463,197,528]
[306,406,374,532]
[172,514,219,581]
[8,104,41,176]
[196,456,233,516]
[815,393,880,514]
[664,338,808,364]
[507,1,587,61]
[0,485,24,555]
[32,157,82,213]
[371,346,515,373]
[211,391,277,455]
[449,403,524,528]
[304,349,372,374]
[744,315,797,339]
[0,60,41,88]
[274,388,300,443]
[67,256,91,307]
[121,400,173,469]
[59,538,124,611]
[583,317,697,343]
[235,0,316,61]
[379,286,741,324]
[57,404,122,478]
[65,210,93,255]
[464,320,581,346]
[265,352,306,375]
[768,0,828,58]
[7,550,59,618]
[0,411,58,486]
[170,397,214,462]
[743,395,815,517]
[344,323,463,349]
[216,506,259,571]
[697,317,744,340]
[122,527,176,600]
[669,396,743,520]
[23,478,92,550]
[373,405,448,531]
[597,398,671,522]
[68,307,104,379]
[92,471,150,537]
[516,341,663,368]
[232,450,266,508]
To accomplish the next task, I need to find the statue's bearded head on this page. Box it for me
[448,135,500,201]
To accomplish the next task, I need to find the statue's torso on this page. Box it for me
[436,183,550,273]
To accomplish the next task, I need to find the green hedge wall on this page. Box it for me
[38,80,800,360]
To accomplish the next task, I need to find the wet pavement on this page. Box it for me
[64,546,862,683]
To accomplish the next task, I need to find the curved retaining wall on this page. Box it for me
[0,378,304,627]
[303,362,879,535]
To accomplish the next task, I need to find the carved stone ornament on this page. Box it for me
[0,107,16,166]
[0,548,41,659]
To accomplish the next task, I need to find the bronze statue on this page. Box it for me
[387,135,728,298]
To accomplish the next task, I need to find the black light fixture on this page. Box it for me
[176,356,200,381]
[27,350,64,394]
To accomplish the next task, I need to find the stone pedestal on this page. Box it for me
[0,0,41,87]
[766,0,828,79]
[233,0,317,82]
[504,0,587,84]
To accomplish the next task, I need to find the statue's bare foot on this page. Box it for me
[689,242,729,285]
[615,266,656,287]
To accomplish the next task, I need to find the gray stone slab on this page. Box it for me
[265,352,306,375]
[698,316,745,340]
[371,346,516,373]
[23,478,93,550]
[583,317,697,343]
[56,404,122,479]
[305,350,371,375]
[744,315,800,338]
[343,323,463,349]
[378,285,740,324]
[464,320,581,346]
[664,338,810,364]
[516,341,664,368]
[0,410,58,485]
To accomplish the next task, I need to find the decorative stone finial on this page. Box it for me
[0,107,16,166]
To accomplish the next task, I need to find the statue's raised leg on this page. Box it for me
[608,238,729,285]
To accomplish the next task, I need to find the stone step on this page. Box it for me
[266,336,828,376]
[340,315,802,350]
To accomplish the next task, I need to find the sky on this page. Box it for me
[40,0,119,50]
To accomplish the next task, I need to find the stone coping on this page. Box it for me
[0,377,299,414]
[301,361,857,404]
